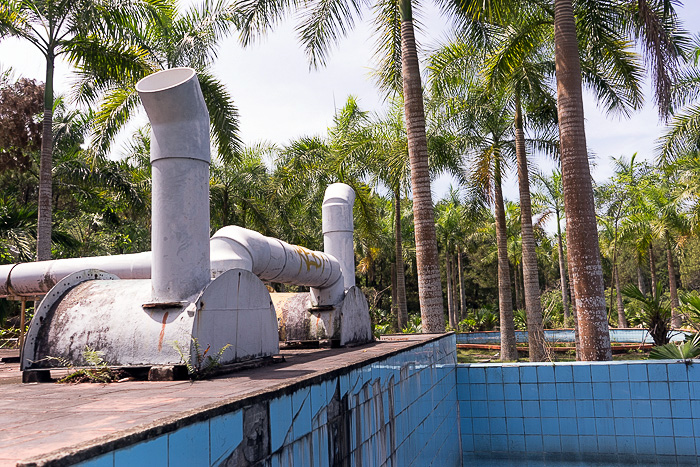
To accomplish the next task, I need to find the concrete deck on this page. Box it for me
[0,334,439,467]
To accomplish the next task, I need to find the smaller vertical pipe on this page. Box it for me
[19,299,26,350]
[322,184,356,290]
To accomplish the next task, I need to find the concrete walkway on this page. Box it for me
[0,334,436,466]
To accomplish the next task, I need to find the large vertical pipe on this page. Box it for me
[136,68,211,302]
[322,184,356,289]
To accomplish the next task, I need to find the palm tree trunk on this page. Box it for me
[451,252,459,326]
[513,257,522,310]
[637,260,646,295]
[515,94,546,361]
[400,0,444,333]
[667,238,680,328]
[446,243,455,329]
[649,245,658,298]
[556,217,571,325]
[458,248,466,324]
[554,0,611,360]
[37,54,55,261]
[495,161,518,361]
[614,264,627,328]
[394,189,408,331]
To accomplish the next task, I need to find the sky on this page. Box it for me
[1,1,700,203]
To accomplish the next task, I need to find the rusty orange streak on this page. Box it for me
[158,311,169,352]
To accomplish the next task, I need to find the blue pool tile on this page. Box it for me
[507,417,524,435]
[590,365,610,382]
[470,383,487,401]
[635,436,657,455]
[486,366,503,384]
[540,400,558,417]
[473,434,491,451]
[210,411,243,463]
[457,367,470,385]
[673,418,693,435]
[616,435,635,454]
[470,400,488,418]
[523,400,541,418]
[558,418,577,436]
[472,417,489,434]
[612,399,632,418]
[594,399,613,418]
[557,399,575,417]
[489,400,506,418]
[541,417,559,435]
[523,417,542,435]
[309,384,325,419]
[594,418,614,436]
[670,381,690,400]
[676,437,697,456]
[655,436,676,455]
[596,435,616,453]
[627,363,648,382]
[537,366,555,383]
[578,435,597,453]
[461,433,474,452]
[577,417,596,436]
[542,435,561,452]
[503,383,521,400]
[487,383,505,401]
[115,436,167,467]
[592,382,612,399]
[629,381,650,400]
[556,383,574,400]
[651,399,672,418]
[572,365,591,383]
[508,434,526,452]
[631,399,652,418]
[502,366,520,383]
[668,363,688,382]
[574,381,593,399]
[634,418,654,437]
[519,367,538,383]
[610,381,631,399]
[76,453,113,467]
[609,364,629,382]
[614,417,634,436]
[687,362,700,383]
[169,421,209,467]
[647,363,668,381]
[672,399,691,417]
[525,434,543,452]
[560,435,578,452]
[459,400,472,418]
[505,400,523,418]
[471,367,486,383]
[575,399,594,417]
[538,384,556,401]
[655,418,674,437]
[490,434,508,452]
[490,417,507,435]
[521,383,539,401]
[649,381,671,399]
[554,365,573,383]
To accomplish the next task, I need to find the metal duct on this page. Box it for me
[136,67,211,303]
[321,183,356,289]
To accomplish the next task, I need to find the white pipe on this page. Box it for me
[137,68,211,302]
[320,183,356,289]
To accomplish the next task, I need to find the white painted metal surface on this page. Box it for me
[137,67,211,302]
[321,183,356,289]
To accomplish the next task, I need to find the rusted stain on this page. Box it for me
[293,246,325,272]
[158,311,169,352]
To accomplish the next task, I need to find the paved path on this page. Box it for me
[0,334,436,466]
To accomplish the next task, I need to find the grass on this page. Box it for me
[457,348,650,364]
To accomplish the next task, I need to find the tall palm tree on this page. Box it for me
[76,0,242,164]
[233,0,455,332]
[0,0,160,260]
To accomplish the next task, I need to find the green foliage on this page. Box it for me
[402,314,422,334]
[650,333,700,360]
[46,346,126,384]
[622,283,671,346]
[173,338,232,380]
[458,308,498,332]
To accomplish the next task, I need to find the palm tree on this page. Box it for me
[234,0,452,332]
[0,0,159,260]
[76,0,242,164]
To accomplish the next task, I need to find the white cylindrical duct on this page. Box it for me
[210,226,342,288]
[321,183,356,289]
[137,68,211,302]
[0,253,151,297]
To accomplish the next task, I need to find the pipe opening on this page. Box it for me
[136,67,197,93]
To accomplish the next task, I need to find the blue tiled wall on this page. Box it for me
[79,335,460,466]
[458,360,700,465]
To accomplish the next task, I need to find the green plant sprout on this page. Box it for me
[173,338,231,380]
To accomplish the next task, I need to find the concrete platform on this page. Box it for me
[0,334,436,466]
